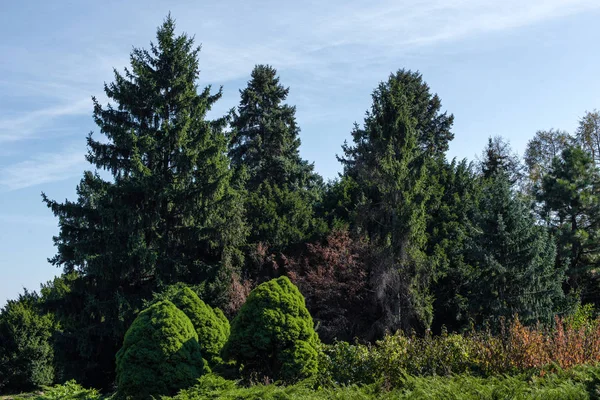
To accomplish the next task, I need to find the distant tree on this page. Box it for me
[576,110,600,166]
[115,300,204,399]
[524,129,572,192]
[0,291,55,393]
[467,172,565,327]
[479,136,523,185]
[41,16,246,388]
[229,65,325,251]
[339,69,454,334]
[538,146,600,302]
[222,276,320,382]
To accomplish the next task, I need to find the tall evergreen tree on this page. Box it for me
[467,172,564,326]
[41,16,246,388]
[229,65,325,250]
[339,69,454,334]
[428,159,481,332]
[538,146,600,303]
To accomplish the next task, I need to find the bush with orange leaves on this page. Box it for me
[470,310,600,374]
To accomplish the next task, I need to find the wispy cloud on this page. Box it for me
[0,99,91,143]
[0,145,87,190]
[0,214,57,227]
[1,0,599,146]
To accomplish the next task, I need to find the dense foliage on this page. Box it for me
[4,14,600,397]
[39,16,245,388]
[0,291,55,393]
[115,300,205,399]
[156,285,230,366]
[229,64,325,251]
[222,277,320,382]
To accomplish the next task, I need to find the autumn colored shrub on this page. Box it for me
[225,272,253,316]
[286,229,372,342]
[467,313,600,374]
[115,300,205,399]
[222,276,321,382]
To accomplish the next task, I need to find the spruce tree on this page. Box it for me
[229,65,325,250]
[339,69,454,333]
[428,159,481,332]
[467,172,564,326]
[41,16,246,387]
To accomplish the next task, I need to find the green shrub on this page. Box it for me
[166,286,230,366]
[222,276,320,382]
[0,292,56,393]
[36,380,101,400]
[115,300,205,399]
[160,369,600,399]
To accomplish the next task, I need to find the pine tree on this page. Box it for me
[41,16,246,388]
[339,69,454,333]
[229,65,325,250]
[467,172,564,326]
[538,146,600,303]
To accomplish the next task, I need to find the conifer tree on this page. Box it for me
[467,172,564,326]
[41,16,246,387]
[229,65,325,250]
[339,69,454,333]
[428,159,481,332]
[480,136,523,185]
[538,146,600,303]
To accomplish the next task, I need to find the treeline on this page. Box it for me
[2,16,600,393]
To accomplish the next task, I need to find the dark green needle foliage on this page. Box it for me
[339,69,454,334]
[229,65,325,250]
[161,285,230,366]
[538,146,600,303]
[222,276,320,382]
[41,16,246,387]
[115,300,204,399]
[467,172,565,327]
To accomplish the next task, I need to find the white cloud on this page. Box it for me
[0,99,91,143]
[1,0,599,147]
[0,146,87,190]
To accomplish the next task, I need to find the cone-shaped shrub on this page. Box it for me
[222,276,320,381]
[115,300,204,399]
[170,286,230,365]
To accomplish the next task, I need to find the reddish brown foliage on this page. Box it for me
[225,272,253,316]
[286,229,372,342]
[470,315,600,373]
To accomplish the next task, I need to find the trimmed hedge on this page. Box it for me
[115,300,204,399]
[222,276,320,382]
[170,286,230,366]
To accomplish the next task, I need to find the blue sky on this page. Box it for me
[1,0,600,305]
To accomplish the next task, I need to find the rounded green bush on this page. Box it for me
[222,276,320,382]
[115,300,204,399]
[170,286,230,365]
